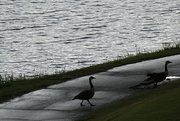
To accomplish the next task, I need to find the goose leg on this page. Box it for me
[87,100,95,106]
[80,100,84,106]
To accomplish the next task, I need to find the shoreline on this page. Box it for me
[0,47,180,103]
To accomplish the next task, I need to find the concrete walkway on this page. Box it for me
[0,55,180,121]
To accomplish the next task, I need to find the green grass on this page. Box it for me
[77,79,180,121]
[115,88,180,121]
[0,47,180,103]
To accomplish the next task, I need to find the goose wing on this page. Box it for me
[73,89,94,100]
[144,72,168,83]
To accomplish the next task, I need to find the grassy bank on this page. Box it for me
[77,79,180,121]
[0,46,180,103]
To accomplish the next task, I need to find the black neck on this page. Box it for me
[165,62,168,72]
[89,78,94,89]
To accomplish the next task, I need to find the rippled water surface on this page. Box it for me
[0,0,180,77]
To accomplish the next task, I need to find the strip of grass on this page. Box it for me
[77,79,180,121]
[0,47,180,103]
[114,86,180,121]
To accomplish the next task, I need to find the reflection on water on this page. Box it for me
[166,76,180,80]
[0,0,180,77]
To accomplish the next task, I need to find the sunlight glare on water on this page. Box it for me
[0,0,179,77]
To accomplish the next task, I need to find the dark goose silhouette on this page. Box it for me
[131,61,172,89]
[73,76,96,106]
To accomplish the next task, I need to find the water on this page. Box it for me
[0,0,179,78]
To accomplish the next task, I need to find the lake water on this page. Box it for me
[0,0,179,78]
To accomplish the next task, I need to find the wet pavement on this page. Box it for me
[0,55,180,121]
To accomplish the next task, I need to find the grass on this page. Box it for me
[0,46,180,103]
[77,79,180,121]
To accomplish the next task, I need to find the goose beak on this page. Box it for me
[168,61,172,63]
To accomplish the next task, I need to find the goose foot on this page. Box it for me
[90,104,96,106]
[80,100,85,106]
[88,100,95,106]
[80,104,85,106]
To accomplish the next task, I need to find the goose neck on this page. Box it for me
[89,78,94,89]
[165,63,168,72]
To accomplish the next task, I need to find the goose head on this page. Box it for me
[166,61,172,64]
[89,76,96,80]
[165,61,172,72]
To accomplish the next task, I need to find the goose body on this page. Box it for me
[144,61,172,87]
[131,61,172,88]
[73,76,96,106]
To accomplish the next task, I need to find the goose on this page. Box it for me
[131,61,172,89]
[73,76,96,106]
[145,61,172,87]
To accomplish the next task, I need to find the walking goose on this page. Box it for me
[145,61,172,87]
[73,76,96,106]
[131,61,172,89]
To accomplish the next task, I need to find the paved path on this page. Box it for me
[0,55,180,121]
